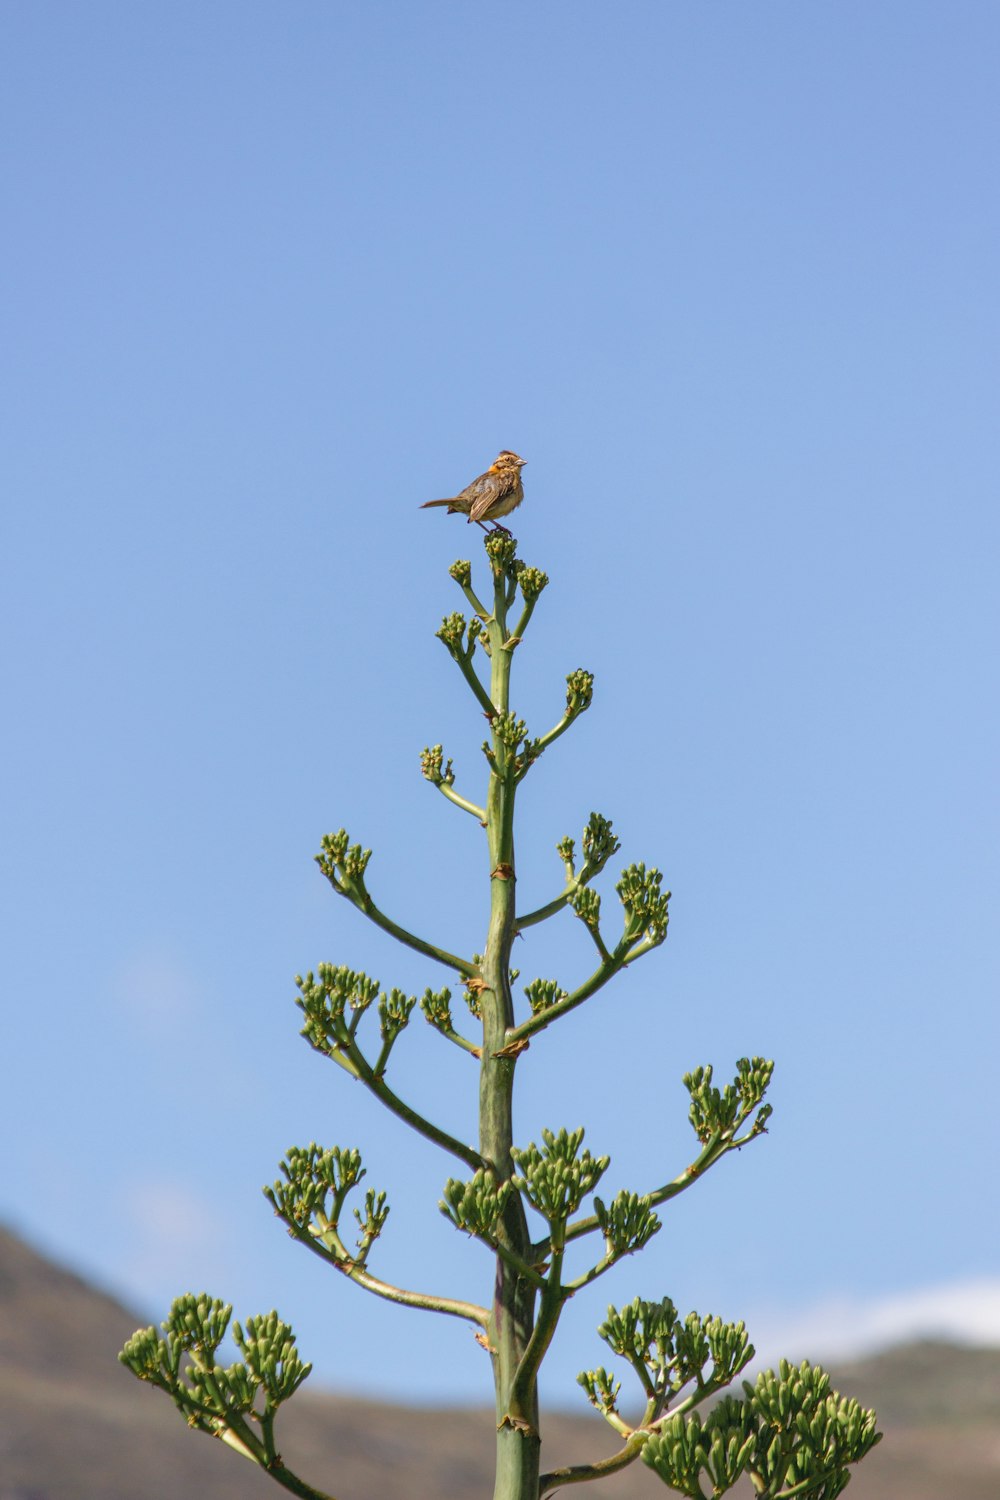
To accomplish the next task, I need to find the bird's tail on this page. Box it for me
[420,498,456,510]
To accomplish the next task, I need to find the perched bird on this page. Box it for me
[420,451,527,533]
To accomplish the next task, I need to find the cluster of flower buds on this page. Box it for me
[517,565,549,603]
[569,885,602,929]
[576,1364,621,1417]
[683,1058,774,1145]
[641,1358,880,1498]
[485,532,519,575]
[616,862,671,948]
[118,1293,311,1440]
[552,814,620,903]
[295,964,380,1059]
[523,977,569,1016]
[643,1401,755,1495]
[581,811,619,873]
[264,1141,366,1232]
[436,609,482,661]
[483,710,531,775]
[510,1127,610,1226]
[379,987,416,1045]
[419,984,454,1031]
[440,1167,513,1241]
[264,1142,389,1266]
[315,828,372,899]
[231,1310,313,1406]
[587,1297,753,1416]
[593,1190,661,1262]
[564,668,595,717]
[352,1187,391,1261]
[420,743,455,786]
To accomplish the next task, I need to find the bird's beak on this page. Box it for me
[517,458,527,466]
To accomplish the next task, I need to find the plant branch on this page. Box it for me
[357,1058,485,1173]
[454,572,491,623]
[490,1236,549,1292]
[429,1024,481,1058]
[453,651,498,717]
[213,1404,342,1500]
[508,594,539,645]
[516,884,574,930]
[351,888,478,980]
[287,1224,489,1326]
[506,952,628,1045]
[317,833,481,980]
[539,1430,653,1493]
[318,1020,483,1170]
[519,815,619,932]
[338,1263,489,1328]
[522,710,575,766]
[562,1253,616,1296]
[436,780,488,822]
[247,1455,339,1500]
[509,1252,568,1417]
[551,1136,735,1255]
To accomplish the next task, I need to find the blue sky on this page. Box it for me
[3,2,998,1408]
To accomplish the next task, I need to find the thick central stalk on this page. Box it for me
[480,558,540,1500]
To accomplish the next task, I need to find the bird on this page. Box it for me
[420,451,527,533]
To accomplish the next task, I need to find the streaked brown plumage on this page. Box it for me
[420,451,527,533]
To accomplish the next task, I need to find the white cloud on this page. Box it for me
[744,1277,1000,1368]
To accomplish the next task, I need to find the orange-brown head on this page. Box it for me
[490,450,527,471]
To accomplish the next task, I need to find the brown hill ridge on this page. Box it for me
[1,1224,997,1500]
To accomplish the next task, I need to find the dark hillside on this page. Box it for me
[1,1226,997,1499]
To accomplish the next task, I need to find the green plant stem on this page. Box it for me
[331,1025,483,1169]
[317,1045,362,1080]
[353,1050,485,1173]
[582,919,613,963]
[515,712,574,778]
[508,595,539,643]
[280,1218,490,1325]
[554,1134,737,1254]
[347,885,478,979]
[507,926,665,1045]
[620,933,662,963]
[506,952,628,1045]
[518,849,607,931]
[516,885,574,929]
[478,549,541,1500]
[337,1265,489,1326]
[563,1254,615,1295]
[436,781,488,822]
[430,1022,482,1057]
[489,1237,548,1291]
[453,651,498,718]
[198,1396,337,1500]
[538,1429,653,1492]
[227,1438,339,1500]
[260,1407,278,1465]
[455,574,491,622]
[509,1250,567,1414]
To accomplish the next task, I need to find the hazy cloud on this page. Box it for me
[117,1178,227,1298]
[110,948,204,1039]
[746,1276,1000,1367]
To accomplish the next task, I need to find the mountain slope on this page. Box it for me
[1,1225,997,1500]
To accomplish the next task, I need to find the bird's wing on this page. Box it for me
[466,475,501,523]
